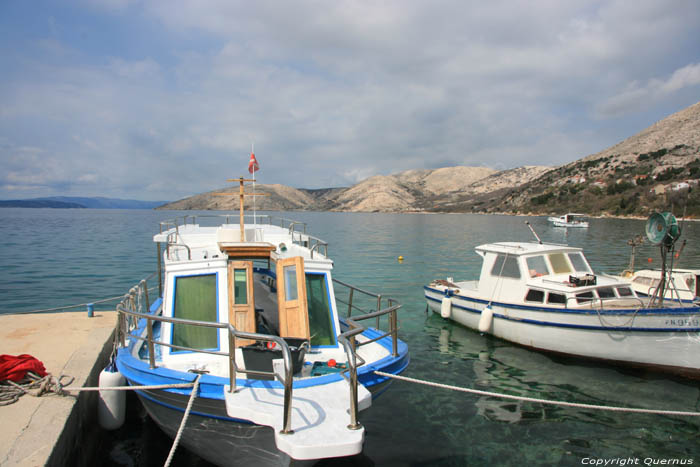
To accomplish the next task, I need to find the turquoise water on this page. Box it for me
[2,208,700,465]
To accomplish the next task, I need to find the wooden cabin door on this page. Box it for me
[228,261,256,347]
[276,256,310,339]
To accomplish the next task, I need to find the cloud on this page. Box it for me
[1,1,699,199]
[597,63,700,117]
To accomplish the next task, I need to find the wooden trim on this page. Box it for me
[228,261,256,347]
[276,256,310,339]
[219,244,276,259]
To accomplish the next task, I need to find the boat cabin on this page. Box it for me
[474,242,639,308]
[625,268,700,302]
[152,220,344,374]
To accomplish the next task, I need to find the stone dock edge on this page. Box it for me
[0,311,117,467]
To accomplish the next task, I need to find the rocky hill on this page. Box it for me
[161,184,344,211]
[158,166,538,212]
[158,100,700,216]
[486,101,700,217]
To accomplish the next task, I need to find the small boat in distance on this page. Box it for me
[548,213,589,228]
[113,177,409,466]
[424,221,700,377]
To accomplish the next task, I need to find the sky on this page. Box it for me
[1,1,699,201]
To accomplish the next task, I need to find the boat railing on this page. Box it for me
[159,214,308,234]
[337,302,401,430]
[158,215,327,257]
[331,277,401,429]
[115,275,296,434]
[117,272,400,434]
[288,230,328,258]
[565,294,646,310]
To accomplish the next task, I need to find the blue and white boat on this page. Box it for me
[424,240,700,377]
[114,182,409,466]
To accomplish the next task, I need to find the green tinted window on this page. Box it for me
[172,274,218,350]
[306,274,336,346]
[234,269,247,304]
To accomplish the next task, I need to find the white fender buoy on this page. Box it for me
[478,306,494,333]
[440,297,452,319]
[98,366,126,430]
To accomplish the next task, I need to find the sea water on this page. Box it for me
[2,208,700,466]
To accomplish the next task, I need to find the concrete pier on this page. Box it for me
[0,310,117,466]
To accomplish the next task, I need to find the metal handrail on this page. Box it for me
[565,294,646,310]
[159,214,311,233]
[337,303,401,429]
[116,279,295,434]
[287,222,307,235]
[288,230,328,258]
[118,269,403,435]
[158,214,326,259]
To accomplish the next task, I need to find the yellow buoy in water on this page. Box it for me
[398,256,404,262]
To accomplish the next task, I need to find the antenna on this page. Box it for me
[622,235,644,277]
[525,221,542,244]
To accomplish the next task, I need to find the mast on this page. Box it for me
[213,177,269,241]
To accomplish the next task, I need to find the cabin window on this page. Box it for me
[617,287,633,297]
[547,293,566,304]
[305,273,337,346]
[525,289,544,303]
[491,254,521,279]
[567,253,591,273]
[575,291,594,304]
[597,287,615,299]
[233,269,248,305]
[526,256,549,277]
[548,253,572,275]
[632,276,652,286]
[284,265,298,301]
[172,274,218,350]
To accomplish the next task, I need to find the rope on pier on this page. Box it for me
[1,373,197,405]
[164,374,202,467]
[0,373,73,406]
[374,370,700,417]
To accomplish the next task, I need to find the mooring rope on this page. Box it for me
[62,382,197,392]
[0,373,73,406]
[374,370,700,417]
[0,373,197,405]
[164,374,202,467]
[4,286,158,315]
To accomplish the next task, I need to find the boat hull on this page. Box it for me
[116,327,409,467]
[425,286,700,376]
[137,388,297,467]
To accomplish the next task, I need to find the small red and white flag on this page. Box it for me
[248,151,259,174]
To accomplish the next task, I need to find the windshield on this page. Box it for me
[567,252,591,273]
[526,256,549,277]
[548,253,572,274]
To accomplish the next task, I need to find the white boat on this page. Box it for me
[114,178,409,466]
[424,240,700,377]
[618,268,700,303]
[547,213,589,228]
[613,229,698,303]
